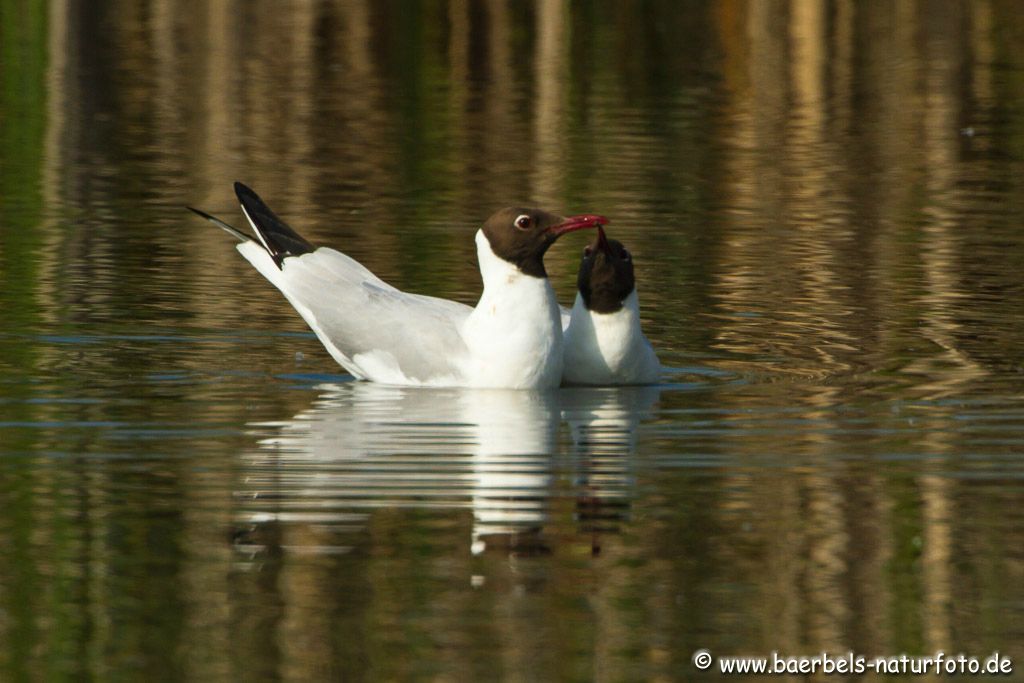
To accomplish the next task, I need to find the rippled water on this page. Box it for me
[3,1,1024,680]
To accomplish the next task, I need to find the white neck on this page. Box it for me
[563,289,661,385]
[568,289,643,349]
[473,229,532,290]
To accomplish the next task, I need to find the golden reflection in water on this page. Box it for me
[9,0,1023,678]
[713,0,863,380]
[37,0,1010,388]
[532,0,569,208]
[706,1,1003,391]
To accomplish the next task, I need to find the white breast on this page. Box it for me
[563,290,661,386]
[459,231,565,389]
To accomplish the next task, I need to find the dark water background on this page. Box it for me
[2,1,1024,680]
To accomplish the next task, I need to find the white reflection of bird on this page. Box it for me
[560,386,661,555]
[234,383,659,558]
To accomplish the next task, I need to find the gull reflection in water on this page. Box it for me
[559,386,660,556]
[233,382,661,559]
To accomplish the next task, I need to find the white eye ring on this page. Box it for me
[515,214,531,229]
[621,249,631,261]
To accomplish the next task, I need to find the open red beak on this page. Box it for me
[548,214,609,237]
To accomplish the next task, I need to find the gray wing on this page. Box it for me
[239,242,472,385]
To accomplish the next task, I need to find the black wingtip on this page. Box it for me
[233,181,256,202]
[233,182,315,269]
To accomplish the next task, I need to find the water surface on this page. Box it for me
[2,1,1024,680]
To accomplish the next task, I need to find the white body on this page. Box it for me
[237,229,565,389]
[562,290,661,386]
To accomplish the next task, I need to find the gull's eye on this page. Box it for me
[621,248,631,261]
[515,214,531,230]
[583,246,593,257]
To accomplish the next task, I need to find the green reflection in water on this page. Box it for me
[0,0,46,333]
[0,1,48,680]
[2,1,1024,681]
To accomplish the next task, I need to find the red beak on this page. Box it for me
[548,214,609,237]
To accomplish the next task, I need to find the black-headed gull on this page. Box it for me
[190,183,607,389]
[562,226,661,385]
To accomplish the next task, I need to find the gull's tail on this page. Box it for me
[234,182,315,268]
[187,182,316,269]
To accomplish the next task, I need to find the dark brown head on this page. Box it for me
[481,208,608,278]
[577,226,636,313]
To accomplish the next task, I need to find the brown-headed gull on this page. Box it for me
[190,182,607,389]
